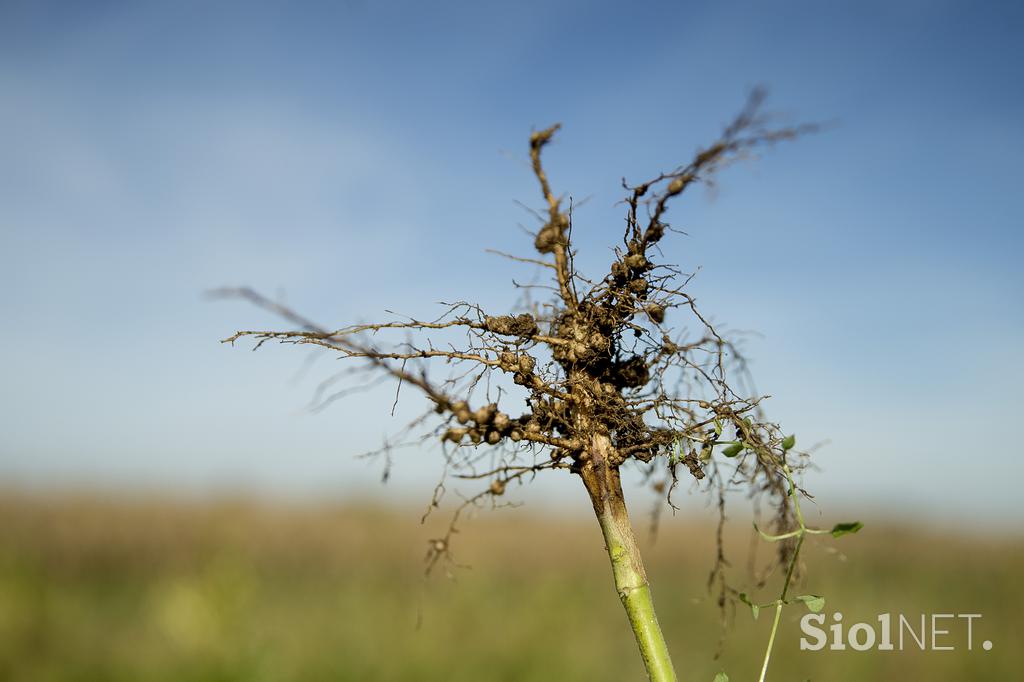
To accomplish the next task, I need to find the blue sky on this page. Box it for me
[1,0,1022,524]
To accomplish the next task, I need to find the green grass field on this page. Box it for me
[0,492,1019,681]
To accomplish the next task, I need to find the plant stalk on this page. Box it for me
[581,435,678,682]
[757,469,807,682]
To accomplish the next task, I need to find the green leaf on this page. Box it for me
[713,419,723,436]
[721,443,743,458]
[738,592,760,620]
[713,674,730,682]
[782,434,796,450]
[830,521,864,538]
[795,594,825,613]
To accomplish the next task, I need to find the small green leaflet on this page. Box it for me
[794,594,825,613]
[782,434,796,450]
[830,521,864,538]
[721,443,743,458]
[713,674,730,682]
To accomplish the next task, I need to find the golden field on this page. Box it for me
[0,492,1019,681]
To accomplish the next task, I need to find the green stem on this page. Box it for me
[758,603,784,682]
[757,533,804,682]
[757,464,807,682]
[595,493,677,681]
[582,437,677,681]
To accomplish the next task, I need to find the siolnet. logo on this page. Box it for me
[799,612,992,652]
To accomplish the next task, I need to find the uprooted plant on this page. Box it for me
[218,90,860,681]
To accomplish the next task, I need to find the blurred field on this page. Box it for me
[0,491,1020,682]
